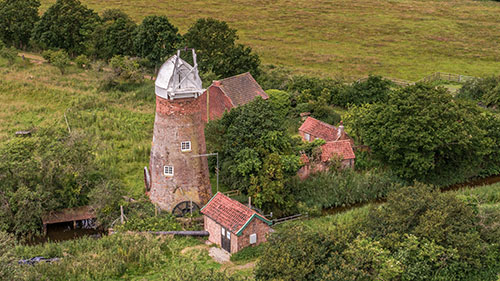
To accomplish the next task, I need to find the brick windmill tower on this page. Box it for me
[145,49,212,215]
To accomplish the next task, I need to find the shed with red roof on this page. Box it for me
[201,192,273,253]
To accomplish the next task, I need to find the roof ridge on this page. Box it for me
[219,72,251,82]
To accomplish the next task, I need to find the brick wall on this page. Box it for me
[200,86,234,123]
[204,216,221,246]
[149,96,212,211]
[234,218,272,252]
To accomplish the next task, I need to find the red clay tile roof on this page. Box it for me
[216,72,268,107]
[201,192,271,235]
[299,117,340,142]
[320,140,356,162]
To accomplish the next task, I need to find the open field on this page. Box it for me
[38,0,500,80]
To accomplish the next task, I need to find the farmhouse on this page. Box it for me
[201,192,273,253]
[297,117,355,179]
[298,116,353,144]
[200,72,269,122]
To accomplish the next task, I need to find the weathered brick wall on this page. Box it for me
[234,218,272,252]
[200,86,234,123]
[204,216,221,246]
[149,96,212,211]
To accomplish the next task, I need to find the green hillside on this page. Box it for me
[0,58,154,197]
[38,0,500,80]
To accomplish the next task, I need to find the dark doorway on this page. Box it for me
[221,227,231,252]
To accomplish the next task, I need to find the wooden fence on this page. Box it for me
[418,72,476,83]
[223,190,241,197]
[272,214,304,225]
[355,72,477,86]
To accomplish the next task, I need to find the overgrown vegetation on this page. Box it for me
[346,84,500,186]
[256,183,500,280]
[457,76,500,109]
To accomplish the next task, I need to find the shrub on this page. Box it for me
[16,233,174,280]
[0,45,17,65]
[457,76,500,108]
[74,54,90,69]
[0,0,40,49]
[290,168,401,211]
[0,231,19,280]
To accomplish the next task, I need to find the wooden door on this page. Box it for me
[221,227,231,252]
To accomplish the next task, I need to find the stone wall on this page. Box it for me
[149,96,212,211]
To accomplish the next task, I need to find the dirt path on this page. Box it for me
[18,52,46,64]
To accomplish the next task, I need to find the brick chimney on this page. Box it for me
[213,80,221,87]
[337,121,344,140]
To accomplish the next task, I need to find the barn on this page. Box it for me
[201,192,273,253]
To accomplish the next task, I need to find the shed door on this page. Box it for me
[221,227,231,253]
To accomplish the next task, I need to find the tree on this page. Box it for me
[184,18,237,72]
[332,75,393,107]
[0,0,40,49]
[134,15,181,69]
[31,0,99,56]
[456,76,500,108]
[90,9,136,60]
[0,127,103,236]
[205,97,300,213]
[50,49,71,74]
[266,89,291,116]
[184,18,261,78]
[345,84,498,186]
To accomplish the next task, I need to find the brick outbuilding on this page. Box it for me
[200,72,268,122]
[201,192,273,253]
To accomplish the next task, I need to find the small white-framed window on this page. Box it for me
[181,141,191,152]
[305,133,311,142]
[226,231,230,240]
[250,233,257,244]
[163,165,174,177]
[221,227,225,236]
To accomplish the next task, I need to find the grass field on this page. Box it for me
[0,57,154,197]
[38,0,500,80]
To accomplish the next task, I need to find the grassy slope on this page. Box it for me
[39,0,500,80]
[0,58,154,197]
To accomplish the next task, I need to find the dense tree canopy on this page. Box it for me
[184,18,260,78]
[0,128,104,237]
[31,0,99,56]
[134,15,181,68]
[256,183,500,281]
[0,0,40,49]
[346,84,500,186]
[205,97,301,213]
[90,9,136,60]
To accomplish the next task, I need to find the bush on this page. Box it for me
[16,233,176,280]
[74,54,90,69]
[457,76,500,108]
[0,45,17,65]
[0,231,19,280]
[290,168,402,212]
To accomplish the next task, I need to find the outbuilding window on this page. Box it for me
[305,133,310,142]
[250,233,257,244]
[164,165,174,176]
[181,141,191,152]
